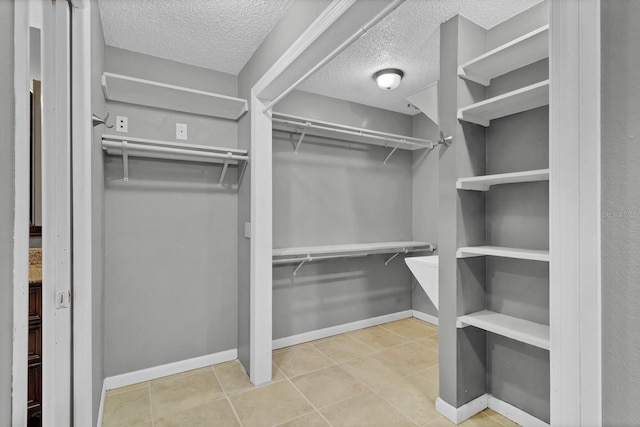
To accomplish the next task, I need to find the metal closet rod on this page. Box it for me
[101,140,248,162]
[271,117,433,149]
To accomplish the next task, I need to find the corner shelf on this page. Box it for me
[458,25,549,86]
[271,112,433,163]
[102,72,248,120]
[457,310,550,350]
[457,80,549,127]
[273,241,434,276]
[456,246,549,262]
[457,169,549,191]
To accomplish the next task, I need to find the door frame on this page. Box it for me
[12,1,31,425]
[549,0,602,424]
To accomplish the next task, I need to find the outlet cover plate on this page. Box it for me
[116,116,128,133]
[176,123,188,140]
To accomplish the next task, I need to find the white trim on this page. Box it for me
[549,0,602,424]
[12,1,30,426]
[272,310,413,350]
[436,394,487,424]
[411,310,439,326]
[487,395,549,427]
[96,382,106,427]
[102,349,238,391]
[249,93,273,386]
[70,0,94,425]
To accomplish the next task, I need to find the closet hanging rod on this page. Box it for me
[102,140,248,162]
[102,134,248,156]
[272,117,434,149]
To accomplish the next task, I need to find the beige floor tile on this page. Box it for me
[381,318,438,340]
[102,386,151,427]
[374,375,440,425]
[276,411,330,427]
[154,398,240,427]
[460,412,508,427]
[341,354,405,389]
[313,334,375,363]
[150,367,225,419]
[215,361,285,395]
[106,381,149,397]
[419,364,439,386]
[348,325,409,350]
[229,380,314,427]
[291,365,368,408]
[273,346,334,378]
[482,409,520,426]
[424,415,456,426]
[273,342,311,354]
[374,341,438,377]
[321,391,417,427]
[416,333,439,351]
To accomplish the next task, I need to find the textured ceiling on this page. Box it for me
[298,0,543,115]
[98,0,291,75]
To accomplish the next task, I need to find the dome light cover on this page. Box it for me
[374,68,404,90]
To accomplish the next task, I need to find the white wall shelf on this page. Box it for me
[102,72,248,120]
[456,246,549,262]
[457,310,550,350]
[458,25,550,86]
[101,134,249,185]
[457,169,550,191]
[458,80,549,127]
[273,241,434,276]
[271,112,434,163]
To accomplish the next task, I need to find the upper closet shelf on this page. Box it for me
[271,112,434,163]
[458,25,550,86]
[457,246,549,262]
[458,80,549,127]
[457,169,549,191]
[102,72,248,120]
[457,310,550,350]
[273,241,434,276]
[102,134,249,186]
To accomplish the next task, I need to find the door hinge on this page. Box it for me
[56,290,71,309]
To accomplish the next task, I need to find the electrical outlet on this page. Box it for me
[176,123,188,140]
[116,116,128,133]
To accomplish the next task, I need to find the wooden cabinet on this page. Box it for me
[28,281,42,424]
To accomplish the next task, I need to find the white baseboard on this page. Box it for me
[412,310,438,325]
[436,394,487,424]
[487,395,549,427]
[96,382,106,427]
[436,394,549,426]
[272,310,413,350]
[103,348,238,391]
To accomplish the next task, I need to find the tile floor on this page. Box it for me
[101,318,518,427]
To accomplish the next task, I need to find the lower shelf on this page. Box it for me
[457,310,550,350]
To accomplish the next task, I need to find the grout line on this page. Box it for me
[210,364,246,427]
[284,373,335,427]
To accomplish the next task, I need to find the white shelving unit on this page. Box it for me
[102,72,248,120]
[271,112,433,163]
[102,134,249,185]
[458,25,549,86]
[456,245,549,262]
[456,310,550,350]
[273,241,434,276]
[457,169,549,191]
[457,80,549,127]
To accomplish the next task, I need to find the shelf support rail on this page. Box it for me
[122,140,129,182]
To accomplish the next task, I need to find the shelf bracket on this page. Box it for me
[294,123,310,153]
[218,152,232,186]
[293,256,311,276]
[122,140,129,182]
[383,139,404,164]
[384,248,408,265]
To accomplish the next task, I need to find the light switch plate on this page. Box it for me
[116,116,128,133]
[176,123,188,140]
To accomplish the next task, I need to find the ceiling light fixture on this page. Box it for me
[374,68,404,91]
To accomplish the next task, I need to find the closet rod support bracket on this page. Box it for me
[294,123,310,153]
[218,152,232,186]
[384,248,408,265]
[383,139,404,164]
[293,256,311,276]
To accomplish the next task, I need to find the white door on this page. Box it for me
[41,0,72,425]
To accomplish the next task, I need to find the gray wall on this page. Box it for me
[90,0,106,422]
[103,47,239,376]
[271,90,414,338]
[236,0,332,371]
[411,113,439,317]
[0,1,15,424]
[602,2,640,425]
